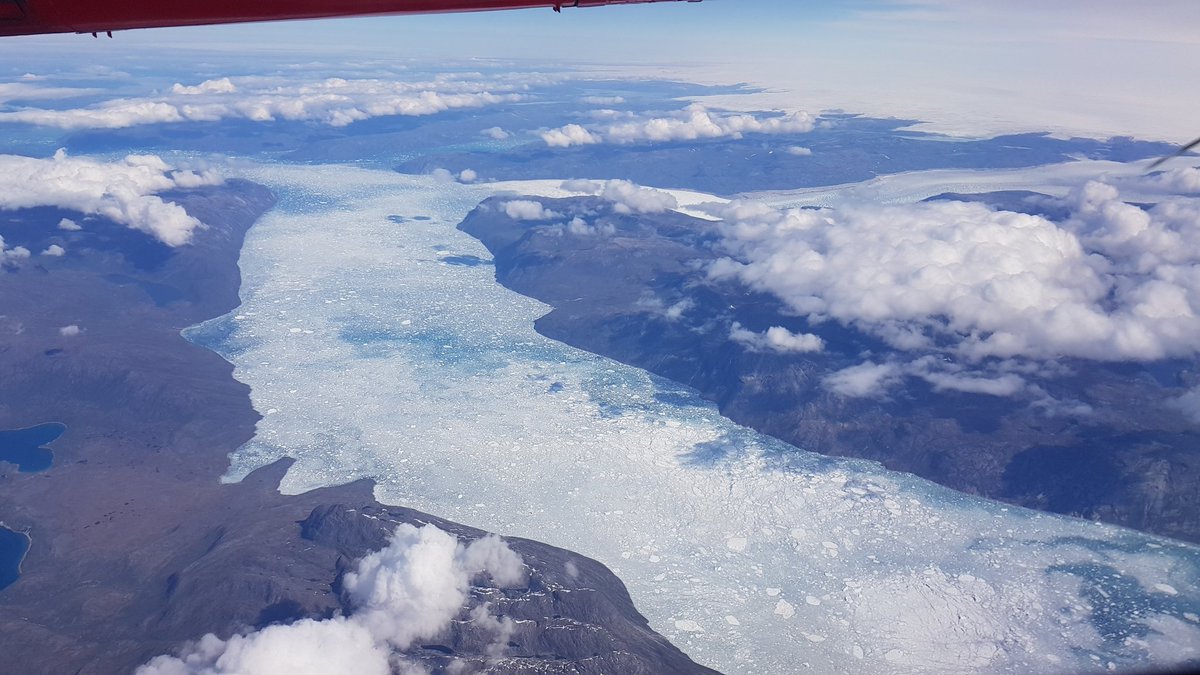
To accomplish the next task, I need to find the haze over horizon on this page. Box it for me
[3,0,1198,140]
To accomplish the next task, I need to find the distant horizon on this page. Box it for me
[3,1,1199,141]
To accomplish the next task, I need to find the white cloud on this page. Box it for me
[566,216,592,235]
[59,325,80,336]
[558,178,679,215]
[429,168,456,183]
[469,603,517,658]
[581,95,626,105]
[1170,386,1200,424]
[0,151,221,246]
[140,619,391,675]
[543,105,815,148]
[730,322,825,354]
[41,244,65,257]
[343,524,523,650]
[634,294,692,319]
[0,82,99,104]
[823,362,903,398]
[1143,166,1200,195]
[541,123,599,148]
[785,146,813,156]
[914,368,1026,397]
[0,235,31,264]
[563,216,614,237]
[170,169,224,189]
[481,126,511,140]
[0,76,524,130]
[503,200,560,221]
[171,77,237,96]
[600,180,678,214]
[663,299,693,321]
[457,169,478,184]
[707,175,1200,364]
[560,179,602,194]
[57,217,82,231]
[138,524,524,675]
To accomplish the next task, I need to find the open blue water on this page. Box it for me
[0,526,30,590]
[0,423,65,473]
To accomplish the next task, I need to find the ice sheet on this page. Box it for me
[738,159,1177,209]
[186,164,1200,674]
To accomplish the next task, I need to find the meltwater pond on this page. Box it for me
[187,164,1200,674]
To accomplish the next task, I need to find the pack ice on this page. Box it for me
[186,163,1200,674]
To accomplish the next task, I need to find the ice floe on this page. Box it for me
[186,164,1200,674]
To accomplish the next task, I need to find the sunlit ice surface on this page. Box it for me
[186,163,1200,674]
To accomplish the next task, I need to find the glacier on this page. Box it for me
[185,163,1200,674]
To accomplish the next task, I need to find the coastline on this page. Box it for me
[0,178,713,674]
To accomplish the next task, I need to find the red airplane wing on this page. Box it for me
[0,0,698,38]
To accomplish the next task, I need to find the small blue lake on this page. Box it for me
[0,526,30,590]
[0,423,66,473]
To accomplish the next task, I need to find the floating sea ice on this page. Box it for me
[187,164,1200,675]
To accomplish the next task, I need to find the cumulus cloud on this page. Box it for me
[41,244,65,257]
[138,524,525,675]
[601,180,678,214]
[541,123,599,148]
[824,362,903,398]
[57,217,82,231]
[663,298,693,321]
[0,75,524,130]
[0,151,220,246]
[140,619,391,675]
[702,169,1200,408]
[562,179,677,214]
[0,235,31,265]
[171,77,237,95]
[1170,386,1200,424]
[564,216,615,237]
[59,325,80,336]
[707,178,1200,364]
[481,126,511,140]
[503,200,560,221]
[429,168,456,183]
[342,524,524,650]
[457,169,478,184]
[171,168,224,189]
[785,146,813,156]
[636,294,693,320]
[729,322,825,353]
[0,82,100,104]
[560,179,602,194]
[1132,166,1200,195]
[543,104,815,148]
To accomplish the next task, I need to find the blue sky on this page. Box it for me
[54,0,869,60]
[2,0,1199,140]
